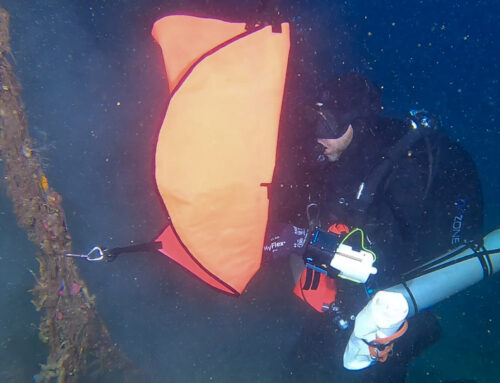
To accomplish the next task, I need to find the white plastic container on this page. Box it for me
[343,291,409,370]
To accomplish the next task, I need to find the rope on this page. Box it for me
[0,8,131,382]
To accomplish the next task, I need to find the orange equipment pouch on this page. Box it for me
[293,268,337,313]
[293,223,350,311]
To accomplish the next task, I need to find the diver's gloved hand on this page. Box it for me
[263,223,307,261]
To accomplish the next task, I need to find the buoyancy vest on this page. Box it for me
[152,15,290,295]
[294,120,484,311]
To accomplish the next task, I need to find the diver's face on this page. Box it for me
[317,124,354,162]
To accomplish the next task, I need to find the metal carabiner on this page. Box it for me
[65,246,106,262]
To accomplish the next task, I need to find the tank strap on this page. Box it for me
[400,238,500,281]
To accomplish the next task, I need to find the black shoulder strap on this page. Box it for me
[353,125,430,215]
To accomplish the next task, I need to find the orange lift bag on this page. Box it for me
[152,15,290,295]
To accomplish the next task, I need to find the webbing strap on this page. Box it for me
[365,320,408,363]
[107,241,163,260]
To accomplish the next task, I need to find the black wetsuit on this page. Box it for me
[278,116,483,383]
[318,116,483,287]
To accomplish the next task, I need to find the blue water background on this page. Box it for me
[0,0,498,382]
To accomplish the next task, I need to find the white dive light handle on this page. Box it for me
[343,291,409,370]
[330,243,377,283]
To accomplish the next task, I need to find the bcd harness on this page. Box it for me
[301,110,437,282]
[297,110,439,324]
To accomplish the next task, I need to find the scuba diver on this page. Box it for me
[264,72,484,382]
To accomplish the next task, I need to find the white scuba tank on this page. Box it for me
[344,229,500,370]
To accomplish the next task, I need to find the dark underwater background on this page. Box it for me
[0,0,498,382]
